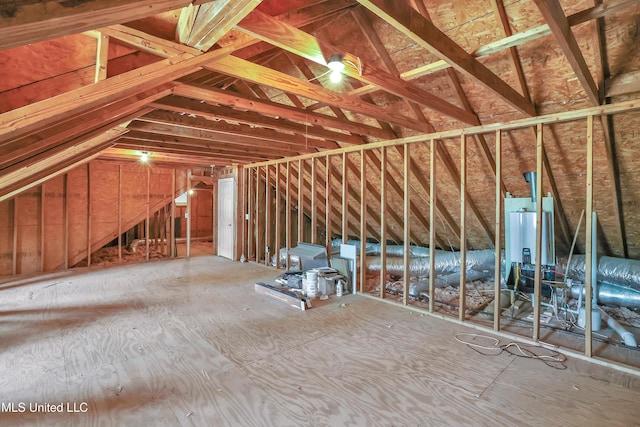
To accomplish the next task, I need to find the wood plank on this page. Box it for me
[203,55,438,134]
[311,159,317,244]
[344,3,634,99]
[342,153,349,243]
[0,0,213,51]
[359,152,367,294]
[0,128,123,203]
[533,124,544,342]
[285,163,291,269]
[298,160,304,244]
[0,39,253,143]
[325,155,332,260]
[95,33,109,83]
[265,165,271,266]
[173,81,393,140]
[429,140,436,313]
[606,69,640,97]
[237,10,478,125]
[459,134,466,322]
[136,110,330,150]
[379,147,387,299]
[245,99,640,167]
[585,115,594,356]
[356,0,535,116]
[494,130,502,331]
[183,0,261,51]
[403,144,410,306]
[150,97,351,147]
[533,0,600,105]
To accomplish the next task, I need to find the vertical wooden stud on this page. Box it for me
[298,160,304,243]
[87,163,92,266]
[256,167,262,262]
[494,130,503,331]
[585,115,594,356]
[429,140,436,313]
[118,165,122,263]
[241,167,248,261]
[533,124,544,341]
[380,147,387,299]
[403,143,410,306]
[247,168,254,261]
[95,33,109,82]
[147,166,151,261]
[12,197,18,275]
[63,174,69,269]
[326,155,333,262]
[286,162,292,270]
[265,164,271,266]
[360,151,367,294]
[186,169,191,258]
[342,152,348,244]
[275,164,281,269]
[40,184,45,272]
[170,169,176,258]
[459,135,467,322]
[311,157,317,244]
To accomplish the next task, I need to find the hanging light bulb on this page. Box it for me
[329,69,342,83]
[139,151,149,163]
[327,54,345,83]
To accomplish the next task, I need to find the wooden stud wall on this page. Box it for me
[0,159,190,277]
[242,102,640,368]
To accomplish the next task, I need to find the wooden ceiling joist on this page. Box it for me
[129,111,315,152]
[203,55,437,134]
[356,0,536,117]
[533,0,600,105]
[116,139,272,163]
[173,81,393,140]
[150,96,349,147]
[121,129,305,158]
[237,10,478,125]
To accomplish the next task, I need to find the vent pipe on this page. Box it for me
[523,171,537,202]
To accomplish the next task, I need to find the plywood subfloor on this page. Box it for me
[0,256,639,426]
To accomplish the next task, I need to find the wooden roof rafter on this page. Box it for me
[236,9,478,125]
[533,0,600,105]
[176,0,262,52]
[356,0,535,117]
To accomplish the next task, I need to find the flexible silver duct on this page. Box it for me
[563,255,640,291]
[366,250,496,277]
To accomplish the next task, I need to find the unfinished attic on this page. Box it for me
[2,0,640,424]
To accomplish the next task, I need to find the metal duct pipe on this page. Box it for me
[523,171,537,202]
[562,255,640,291]
[569,282,640,310]
[366,249,496,277]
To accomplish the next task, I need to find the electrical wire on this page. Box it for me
[454,333,567,370]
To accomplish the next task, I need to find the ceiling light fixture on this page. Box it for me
[327,54,345,83]
[326,53,362,83]
[139,151,150,163]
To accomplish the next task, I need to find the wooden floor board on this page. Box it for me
[0,256,638,426]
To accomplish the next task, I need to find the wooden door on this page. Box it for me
[217,178,235,259]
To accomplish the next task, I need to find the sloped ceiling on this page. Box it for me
[1,0,640,256]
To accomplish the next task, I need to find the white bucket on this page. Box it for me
[306,271,319,298]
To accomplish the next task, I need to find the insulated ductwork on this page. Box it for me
[563,255,640,289]
[569,282,640,310]
[523,171,537,202]
[365,250,496,277]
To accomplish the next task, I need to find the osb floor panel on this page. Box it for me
[0,257,639,426]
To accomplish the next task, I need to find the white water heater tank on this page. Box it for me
[508,210,552,266]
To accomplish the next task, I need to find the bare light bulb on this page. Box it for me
[329,69,342,83]
[140,152,149,163]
